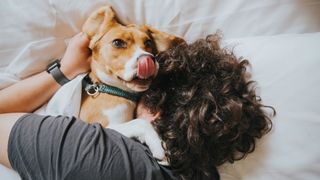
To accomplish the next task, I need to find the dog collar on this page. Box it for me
[83,75,141,102]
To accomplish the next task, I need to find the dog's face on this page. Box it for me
[83,6,184,92]
[92,25,158,91]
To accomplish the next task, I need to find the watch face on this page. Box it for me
[47,60,61,73]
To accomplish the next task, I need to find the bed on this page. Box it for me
[1,0,319,179]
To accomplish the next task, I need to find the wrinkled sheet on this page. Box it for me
[0,0,319,179]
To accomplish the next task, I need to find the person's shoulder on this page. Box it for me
[158,165,180,180]
[159,164,220,180]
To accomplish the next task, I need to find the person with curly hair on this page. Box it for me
[138,33,275,179]
[0,33,274,180]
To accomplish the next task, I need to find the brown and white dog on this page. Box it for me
[79,6,184,159]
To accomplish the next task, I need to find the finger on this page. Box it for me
[73,32,83,38]
[79,32,90,47]
[85,57,92,65]
[81,32,90,40]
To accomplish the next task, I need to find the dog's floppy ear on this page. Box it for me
[82,6,120,49]
[143,26,186,53]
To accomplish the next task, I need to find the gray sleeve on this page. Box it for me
[8,114,174,180]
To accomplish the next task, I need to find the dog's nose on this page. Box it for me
[137,55,156,79]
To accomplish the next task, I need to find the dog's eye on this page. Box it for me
[144,39,153,48]
[112,39,127,49]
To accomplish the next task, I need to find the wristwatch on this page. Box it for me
[46,59,70,86]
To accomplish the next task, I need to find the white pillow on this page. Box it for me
[219,33,320,180]
[1,0,319,87]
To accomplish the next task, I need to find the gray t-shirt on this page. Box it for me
[8,114,178,180]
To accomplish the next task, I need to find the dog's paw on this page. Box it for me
[145,137,165,160]
[108,119,165,160]
[128,119,165,160]
[143,123,165,160]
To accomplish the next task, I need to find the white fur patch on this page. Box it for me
[122,47,153,81]
[102,104,128,125]
[96,68,131,91]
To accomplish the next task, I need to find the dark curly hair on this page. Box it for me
[141,33,275,179]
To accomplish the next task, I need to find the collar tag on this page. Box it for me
[85,84,99,97]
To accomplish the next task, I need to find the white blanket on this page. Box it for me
[0,0,319,179]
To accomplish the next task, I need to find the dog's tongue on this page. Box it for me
[137,56,155,79]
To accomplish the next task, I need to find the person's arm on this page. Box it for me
[0,33,91,113]
[0,113,24,168]
[0,32,91,168]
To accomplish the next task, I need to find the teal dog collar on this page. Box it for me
[83,75,141,102]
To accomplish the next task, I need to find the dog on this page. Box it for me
[79,6,184,159]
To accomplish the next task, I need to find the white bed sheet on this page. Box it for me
[0,0,319,179]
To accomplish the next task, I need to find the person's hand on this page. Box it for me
[60,32,92,79]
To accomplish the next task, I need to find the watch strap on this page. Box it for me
[47,60,70,86]
[50,66,70,86]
